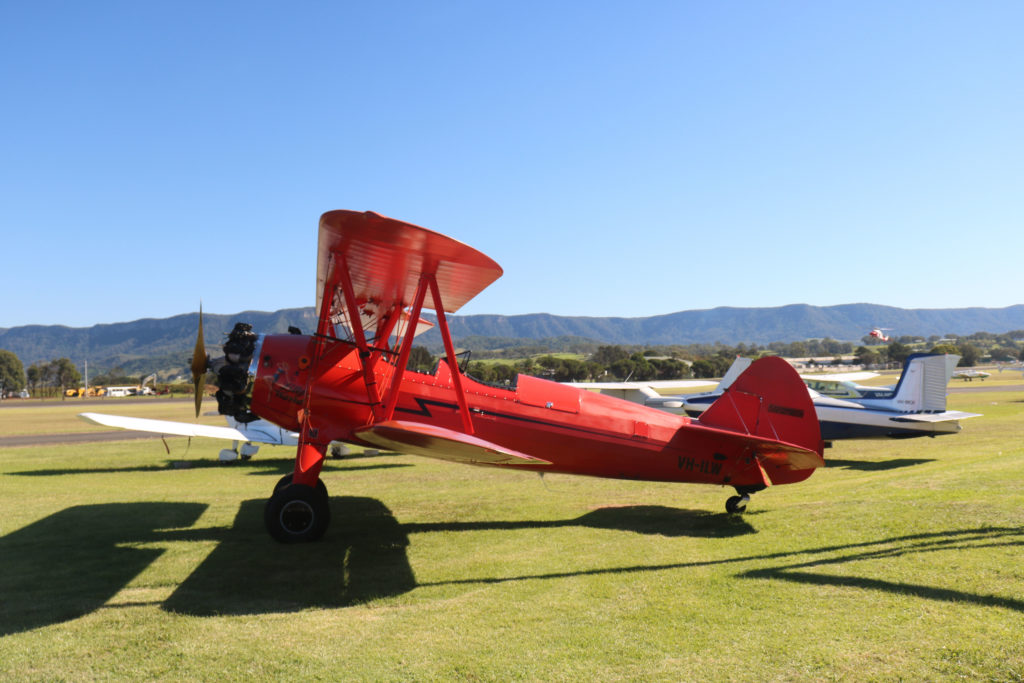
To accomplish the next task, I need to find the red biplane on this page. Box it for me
[197,210,825,542]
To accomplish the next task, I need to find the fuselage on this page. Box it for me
[249,334,812,489]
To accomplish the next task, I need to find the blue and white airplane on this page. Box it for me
[579,354,980,444]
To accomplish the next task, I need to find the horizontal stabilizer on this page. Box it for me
[355,420,551,466]
[717,430,824,471]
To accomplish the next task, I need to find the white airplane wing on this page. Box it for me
[800,371,879,382]
[79,412,298,445]
[889,410,982,423]
[564,379,716,405]
[566,380,717,390]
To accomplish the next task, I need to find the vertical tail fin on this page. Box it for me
[700,356,823,459]
[890,353,960,412]
[714,356,753,392]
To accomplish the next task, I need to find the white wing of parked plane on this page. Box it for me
[78,412,304,461]
[889,410,982,423]
[563,379,716,404]
[81,412,249,440]
[800,371,880,383]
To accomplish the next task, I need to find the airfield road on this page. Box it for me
[0,396,187,409]
[948,383,1024,393]
[0,396,217,448]
[0,430,160,449]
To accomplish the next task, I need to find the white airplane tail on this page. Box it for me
[714,357,753,392]
[890,354,960,412]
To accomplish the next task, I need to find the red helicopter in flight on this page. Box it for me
[193,211,824,543]
[868,328,892,342]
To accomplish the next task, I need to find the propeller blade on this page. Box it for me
[191,305,207,418]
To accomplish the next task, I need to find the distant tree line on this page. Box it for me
[4,328,1023,398]
[25,358,82,398]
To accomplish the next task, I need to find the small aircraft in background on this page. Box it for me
[81,210,826,542]
[583,354,980,444]
[868,328,892,342]
[952,369,991,381]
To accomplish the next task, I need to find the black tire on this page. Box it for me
[264,483,331,543]
[273,473,328,499]
[725,495,747,514]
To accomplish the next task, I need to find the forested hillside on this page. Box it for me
[2,303,1023,376]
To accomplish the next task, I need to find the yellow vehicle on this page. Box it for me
[64,387,106,398]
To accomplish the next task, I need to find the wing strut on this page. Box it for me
[333,251,386,418]
[428,274,475,435]
[378,271,475,434]
[382,274,430,420]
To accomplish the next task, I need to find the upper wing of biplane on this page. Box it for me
[316,211,503,324]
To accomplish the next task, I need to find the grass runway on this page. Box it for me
[1,383,1023,680]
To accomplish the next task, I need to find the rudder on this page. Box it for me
[699,356,823,457]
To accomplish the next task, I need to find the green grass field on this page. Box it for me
[1,386,1023,681]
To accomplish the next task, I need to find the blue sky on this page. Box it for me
[2,2,1021,328]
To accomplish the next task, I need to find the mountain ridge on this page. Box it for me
[2,303,1023,374]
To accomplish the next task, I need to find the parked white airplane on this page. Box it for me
[578,354,980,444]
[79,412,301,461]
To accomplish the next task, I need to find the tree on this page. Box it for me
[691,358,730,379]
[853,346,879,367]
[886,341,912,365]
[591,345,630,367]
[26,362,53,396]
[958,343,980,368]
[0,349,26,396]
[929,343,960,356]
[989,346,1018,362]
[650,357,691,380]
[51,358,82,396]
[408,346,436,373]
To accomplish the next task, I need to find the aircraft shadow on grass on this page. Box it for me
[0,497,418,635]
[422,526,1024,614]
[0,502,208,637]
[4,500,1023,636]
[5,459,411,478]
[0,498,751,634]
[824,458,935,471]
[401,505,757,539]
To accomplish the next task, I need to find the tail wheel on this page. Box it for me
[725,494,749,514]
[265,483,331,543]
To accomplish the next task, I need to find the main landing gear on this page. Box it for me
[264,476,331,543]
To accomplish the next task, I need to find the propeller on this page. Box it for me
[191,304,208,418]
[189,304,260,423]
